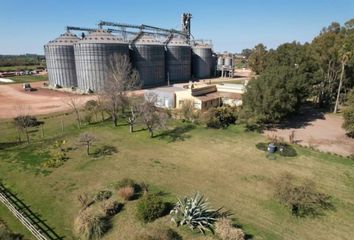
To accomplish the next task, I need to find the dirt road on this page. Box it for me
[264,106,354,156]
[0,81,95,119]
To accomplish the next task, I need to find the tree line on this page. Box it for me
[242,18,354,135]
[0,54,45,67]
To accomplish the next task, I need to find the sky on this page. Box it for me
[0,0,353,55]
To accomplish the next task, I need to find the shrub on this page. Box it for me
[275,173,333,217]
[118,186,135,201]
[114,178,139,191]
[77,193,91,210]
[350,154,354,161]
[95,190,112,202]
[100,200,123,217]
[92,145,118,158]
[0,221,23,240]
[137,227,182,240]
[136,194,167,222]
[170,193,229,234]
[215,218,245,240]
[74,211,109,240]
[202,106,237,129]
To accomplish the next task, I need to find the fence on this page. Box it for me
[0,183,62,240]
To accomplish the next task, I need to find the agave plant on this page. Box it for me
[170,193,229,234]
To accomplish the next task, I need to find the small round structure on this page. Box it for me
[131,34,165,87]
[44,32,79,88]
[74,30,129,92]
[192,44,212,79]
[165,35,191,83]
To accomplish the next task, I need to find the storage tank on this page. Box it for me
[74,29,129,92]
[131,34,165,87]
[217,56,224,66]
[224,56,233,67]
[44,32,79,88]
[165,35,191,83]
[192,44,213,79]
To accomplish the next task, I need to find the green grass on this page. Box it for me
[7,74,48,84]
[0,114,354,240]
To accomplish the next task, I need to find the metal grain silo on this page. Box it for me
[74,30,129,92]
[224,56,233,67]
[192,44,212,79]
[217,56,224,66]
[44,32,79,88]
[131,34,165,87]
[165,36,191,83]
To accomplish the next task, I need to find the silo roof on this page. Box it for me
[45,32,80,46]
[77,29,126,44]
[133,33,163,45]
[167,36,189,46]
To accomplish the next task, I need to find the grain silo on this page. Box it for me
[165,35,191,83]
[192,44,212,79]
[44,32,79,88]
[131,34,165,87]
[74,29,129,92]
[224,56,233,67]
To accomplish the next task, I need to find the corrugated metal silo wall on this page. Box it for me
[44,45,77,87]
[192,47,212,79]
[224,57,232,66]
[74,43,129,92]
[131,44,165,87]
[166,45,191,83]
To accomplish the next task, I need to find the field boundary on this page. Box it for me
[0,183,62,240]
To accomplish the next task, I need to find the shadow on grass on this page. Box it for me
[0,141,21,150]
[156,124,196,142]
[0,183,65,239]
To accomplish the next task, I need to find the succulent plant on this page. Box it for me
[170,193,229,234]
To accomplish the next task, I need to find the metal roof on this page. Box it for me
[133,33,163,45]
[77,29,126,44]
[45,32,80,46]
[167,35,189,46]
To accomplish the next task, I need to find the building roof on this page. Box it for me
[45,32,80,46]
[77,29,126,44]
[195,91,242,102]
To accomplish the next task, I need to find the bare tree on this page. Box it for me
[65,96,82,129]
[101,53,140,127]
[78,132,96,155]
[124,98,141,133]
[13,115,39,143]
[139,93,168,138]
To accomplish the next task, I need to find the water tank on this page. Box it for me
[131,34,165,87]
[165,36,191,83]
[74,30,129,92]
[44,32,79,88]
[224,56,233,67]
[192,45,212,79]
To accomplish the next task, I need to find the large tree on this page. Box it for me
[102,53,140,127]
[248,43,268,74]
[343,89,354,137]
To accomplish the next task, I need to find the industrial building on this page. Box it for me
[144,83,244,110]
[44,13,216,92]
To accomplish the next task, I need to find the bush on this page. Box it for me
[114,178,139,191]
[136,194,167,222]
[0,221,23,240]
[215,218,245,240]
[202,106,237,129]
[118,186,135,201]
[275,173,333,217]
[95,190,112,202]
[74,211,109,240]
[100,200,123,217]
[137,227,182,240]
[92,145,118,158]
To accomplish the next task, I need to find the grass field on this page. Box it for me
[0,113,354,240]
[6,74,48,84]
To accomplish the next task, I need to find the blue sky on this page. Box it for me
[0,0,353,54]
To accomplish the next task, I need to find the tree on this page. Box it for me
[79,132,96,155]
[242,66,309,124]
[179,99,195,122]
[139,93,168,138]
[84,100,99,123]
[65,96,82,129]
[13,115,39,143]
[124,99,140,133]
[248,43,268,74]
[343,89,354,137]
[102,53,140,127]
[241,48,252,59]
